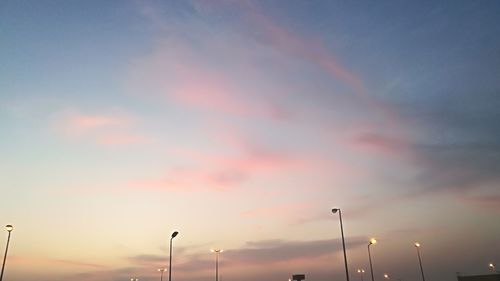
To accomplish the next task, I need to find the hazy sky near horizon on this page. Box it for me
[1,1,500,281]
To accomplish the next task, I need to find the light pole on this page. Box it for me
[211,249,223,281]
[414,243,426,281]
[357,269,365,281]
[332,208,350,281]
[0,225,13,281]
[489,263,498,273]
[168,231,179,281]
[384,273,402,281]
[158,268,167,281]
[368,238,377,281]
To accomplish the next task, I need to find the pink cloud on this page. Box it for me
[71,115,122,130]
[128,139,305,192]
[127,37,292,121]
[52,109,149,146]
[345,132,412,158]
[54,110,128,135]
[188,1,365,96]
[170,63,251,115]
[242,2,365,94]
[128,152,301,192]
[244,2,406,128]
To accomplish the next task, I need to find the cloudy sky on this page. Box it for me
[1,1,499,281]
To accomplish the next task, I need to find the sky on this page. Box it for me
[1,1,500,281]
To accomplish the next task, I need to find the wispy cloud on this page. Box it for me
[51,108,150,146]
[128,139,305,192]
[345,132,411,158]
[128,36,293,120]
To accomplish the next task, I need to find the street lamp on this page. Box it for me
[168,231,179,281]
[158,268,167,281]
[489,263,498,273]
[383,274,390,280]
[357,269,365,281]
[211,249,223,281]
[332,208,350,281]
[414,243,426,281]
[0,225,13,281]
[131,278,139,281]
[368,238,377,281]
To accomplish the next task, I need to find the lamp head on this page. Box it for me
[5,225,13,232]
[489,263,495,268]
[332,208,339,214]
[415,242,420,247]
[370,238,377,245]
[171,231,179,238]
[384,274,389,279]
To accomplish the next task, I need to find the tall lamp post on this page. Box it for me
[158,268,167,281]
[168,231,179,281]
[0,225,13,281]
[357,269,365,281]
[368,238,377,281]
[211,249,223,281]
[332,208,350,281]
[414,243,426,281]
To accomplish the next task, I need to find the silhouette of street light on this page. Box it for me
[0,225,13,281]
[368,238,377,281]
[211,249,223,281]
[414,243,426,281]
[332,208,350,281]
[357,269,365,281]
[158,268,167,281]
[168,231,179,281]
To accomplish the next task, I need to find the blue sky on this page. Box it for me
[1,1,500,281]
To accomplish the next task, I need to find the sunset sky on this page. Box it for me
[1,1,500,281]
